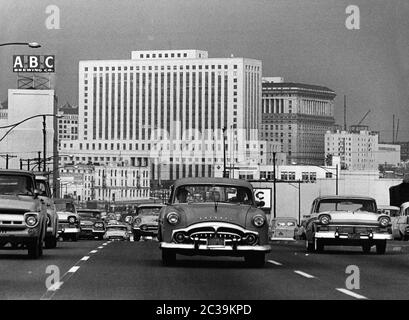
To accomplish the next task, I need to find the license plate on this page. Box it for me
[348,233,360,239]
[207,238,225,247]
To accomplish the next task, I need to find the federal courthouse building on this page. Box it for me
[60,49,263,183]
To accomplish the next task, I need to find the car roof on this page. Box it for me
[273,217,298,221]
[401,202,409,210]
[0,169,35,177]
[378,205,400,210]
[173,177,253,189]
[137,203,165,208]
[314,195,376,201]
[77,209,102,212]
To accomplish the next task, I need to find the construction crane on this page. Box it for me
[357,109,371,126]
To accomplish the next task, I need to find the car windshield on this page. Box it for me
[138,207,161,216]
[107,226,127,231]
[55,202,75,212]
[316,199,376,213]
[0,174,34,196]
[78,211,101,219]
[173,185,253,205]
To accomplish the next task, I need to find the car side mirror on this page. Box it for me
[33,189,40,199]
[256,201,265,208]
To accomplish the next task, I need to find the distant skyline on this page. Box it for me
[1,0,408,141]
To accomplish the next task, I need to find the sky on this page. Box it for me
[0,0,408,141]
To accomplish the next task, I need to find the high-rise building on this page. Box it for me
[60,49,262,182]
[57,102,78,142]
[261,77,336,165]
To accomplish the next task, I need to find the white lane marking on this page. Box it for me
[103,243,108,246]
[336,288,368,300]
[80,256,90,261]
[90,250,98,253]
[48,281,64,291]
[268,260,283,266]
[98,246,104,249]
[68,266,80,273]
[294,270,315,279]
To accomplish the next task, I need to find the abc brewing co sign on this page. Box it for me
[13,55,55,73]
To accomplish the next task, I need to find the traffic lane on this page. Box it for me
[267,240,409,299]
[0,240,103,299]
[53,240,350,300]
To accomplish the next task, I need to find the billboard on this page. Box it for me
[254,188,272,209]
[13,55,55,72]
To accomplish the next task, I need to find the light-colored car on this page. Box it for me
[35,174,58,249]
[269,217,298,241]
[55,198,80,241]
[132,203,164,241]
[104,223,129,241]
[159,178,271,267]
[378,205,401,240]
[0,170,47,258]
[392,202,409,241]
[305,195,392,254]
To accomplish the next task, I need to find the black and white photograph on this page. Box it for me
[0,0,409,308]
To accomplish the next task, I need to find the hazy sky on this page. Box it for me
[1,0,408,140]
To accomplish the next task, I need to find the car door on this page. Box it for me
[396,207,409,236]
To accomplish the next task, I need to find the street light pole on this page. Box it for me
[336,164,339,195]
[222,127,227,178]
[273,151,277,219]
[0,42,41,48]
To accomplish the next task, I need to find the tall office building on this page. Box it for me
[60,49,262,183]
[261,77,336,165]
[57,102,78,142]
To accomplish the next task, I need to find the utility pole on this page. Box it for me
[37,151,41,170]
[336,164,339,195]
[222,127,227,178]
[42,115,47,172]
[273,151,277,219]
[344,95,347,131]
[298,180,301,225]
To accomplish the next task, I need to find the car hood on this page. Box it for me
[170,203,252,226]
[0,194,38,213]
[106,230,127,236]
[318,211,384,225]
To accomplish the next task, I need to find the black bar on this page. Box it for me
[5,154,8,169]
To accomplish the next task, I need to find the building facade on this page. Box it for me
[325,129,379,171]
[261,77,336,166]
[57,103,78,142]
[60,49,262,183]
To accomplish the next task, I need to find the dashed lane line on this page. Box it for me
[336,288,368,300]
[41,242,110,300]
[294,270,316,279]
[98,246,104,249]
[267,260,283,266]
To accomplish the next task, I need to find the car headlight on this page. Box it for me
[25,213,39,228]
[252,215,265,227]
[167,212,180,225]
[318,214,331,225]
[378,216,390,227]
[68,216,76,224]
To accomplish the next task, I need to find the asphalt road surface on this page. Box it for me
[1,239,409,300]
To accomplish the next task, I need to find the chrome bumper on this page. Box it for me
[0,228,41,238]
[160,242,271,252]
[315,231,393,240]
[58,227,80,235]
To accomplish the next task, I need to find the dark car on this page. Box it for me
[158,178,271,267]
[132,203,165,241]
[77,209,106,240]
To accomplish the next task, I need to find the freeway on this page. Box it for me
[1,239,409,300]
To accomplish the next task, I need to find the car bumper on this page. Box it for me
[0,228,41,242]
[270,237,296,241]
[315,231,393,240]
[160,242,271,255]
[58,227,80,235]
[133,228,158,236]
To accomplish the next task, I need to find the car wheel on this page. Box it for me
[362,243,371,253]
[71,234,78,242]
[27,238,41,259]
[306,239,314,252]
[244,253,265,268]
[314,237,324,252]
[45,236,57,249]
[134,234,141,242]
[376,241,387,254]
[98,235,104,240]
[162,249,176,266]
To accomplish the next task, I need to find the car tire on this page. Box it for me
[306,239,314,252]
[244,253,265,268]
[162,249,176,266]
[98,234,104,240]
[134,234,141,242]
[27,238,41,259]
[362,243,371,253]
[314,237,324,252]
[71,234,78,242]
[45,236,57,249]
[376,241,387,254]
